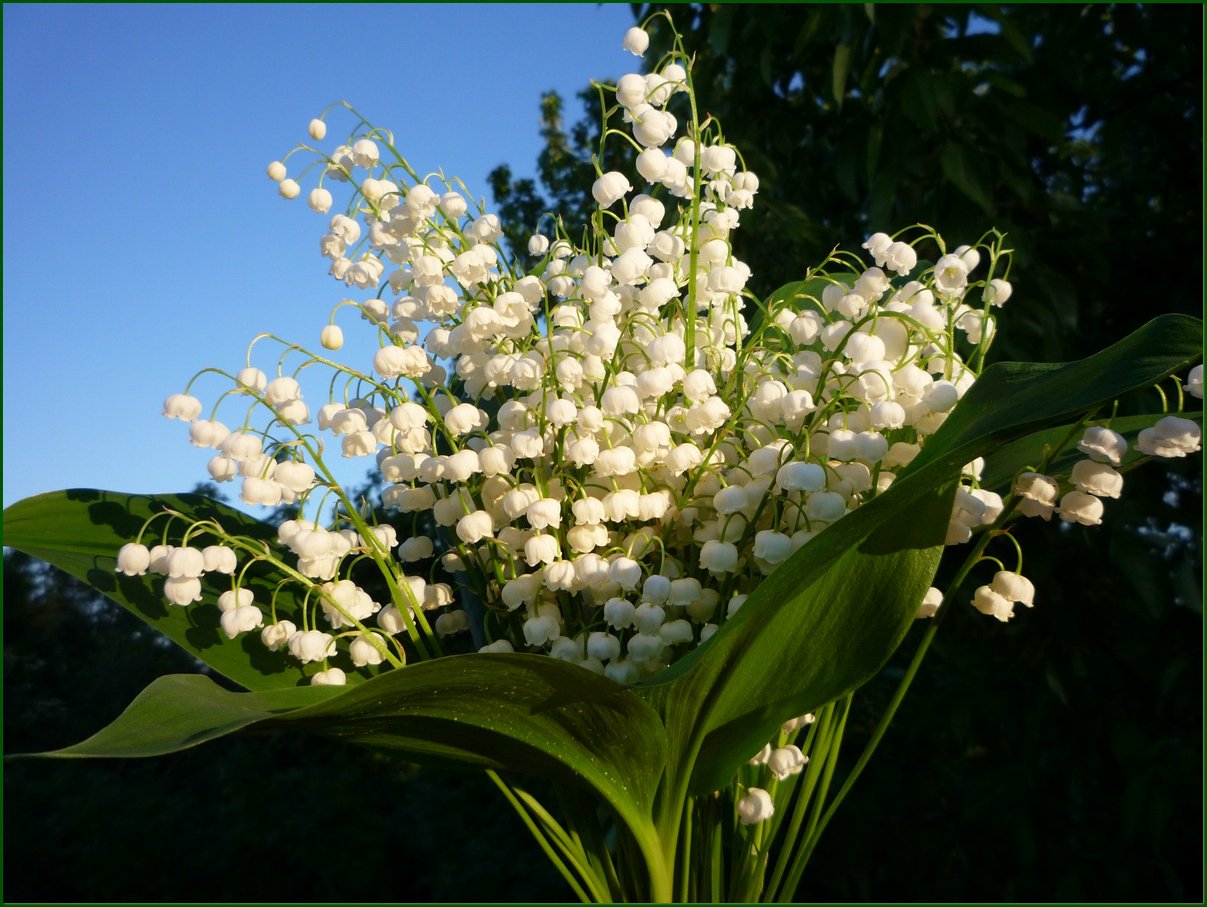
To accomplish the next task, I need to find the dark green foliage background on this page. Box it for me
[6,3,1201,902]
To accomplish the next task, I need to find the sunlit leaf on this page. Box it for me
[1,490,387,691]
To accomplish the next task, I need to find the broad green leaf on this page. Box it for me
[1,490,386,691]
[18,655,668,857]
[831,44,852,108]
[638,314,1202,798]
[11,674,339,758]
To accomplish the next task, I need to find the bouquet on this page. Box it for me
[6,14,1201,903]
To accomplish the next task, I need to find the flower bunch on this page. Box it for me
[115,23,1200,698]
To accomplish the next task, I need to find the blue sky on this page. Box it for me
[3,3,638,510]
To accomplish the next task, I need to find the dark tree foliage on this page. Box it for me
[492,3,1202,363]
[490,3,1203,901]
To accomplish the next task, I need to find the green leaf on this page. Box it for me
[0,490,386,691]
[19,654,669,859]
[899,68,940,131]
[940,142,993,212]
[638,314,1202,797]
[832,44,852,108]
[11,674,339,758]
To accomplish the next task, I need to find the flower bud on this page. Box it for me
[307,187,333,213]
[622,26,649,56]
[308,118,327,140]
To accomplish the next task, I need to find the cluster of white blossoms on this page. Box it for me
[117,24,1201,690]
[965,406,1202,623]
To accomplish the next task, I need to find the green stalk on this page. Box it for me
[678,797,694,902]
[708,794,725,902]
[486,771,593,903]
[557,782,627,903]
[776,695,851,900]
[764,708,829,901]
[774,509,1015,899]
[514,787,612,904]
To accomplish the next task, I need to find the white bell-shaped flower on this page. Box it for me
[1057,490,1105,526]
[604,597,637,629]
[972,584,1014,622]
[1077,426,1128,465]
[737,788,775,825]
[166,547,205,578]
[260,620,297,652]
[622,25,649,55]
[163,393,202,422]
[1184,364,1203,399]
[916,586,943,619]
[202,546,237,574]
[1070,460,1123,498]
[163,576,203,606]
[991,571,1035,608]
[221,604,264,639]
[311,667,347,686]
[1137,416,1201,458]
[479,639,515,654]
[932,254,969,296]
[524,533,560,567]
[767,745,808,780]
[1014,472,1060,520]
[523,615,561,647]
[592,171,632,209]
[435,610,470,637]
[861,233,892,265]
[116,543,151,576]
[288,629,337,664]
[700,540,739,574]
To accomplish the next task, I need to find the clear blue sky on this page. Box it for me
[3,3,638,510]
